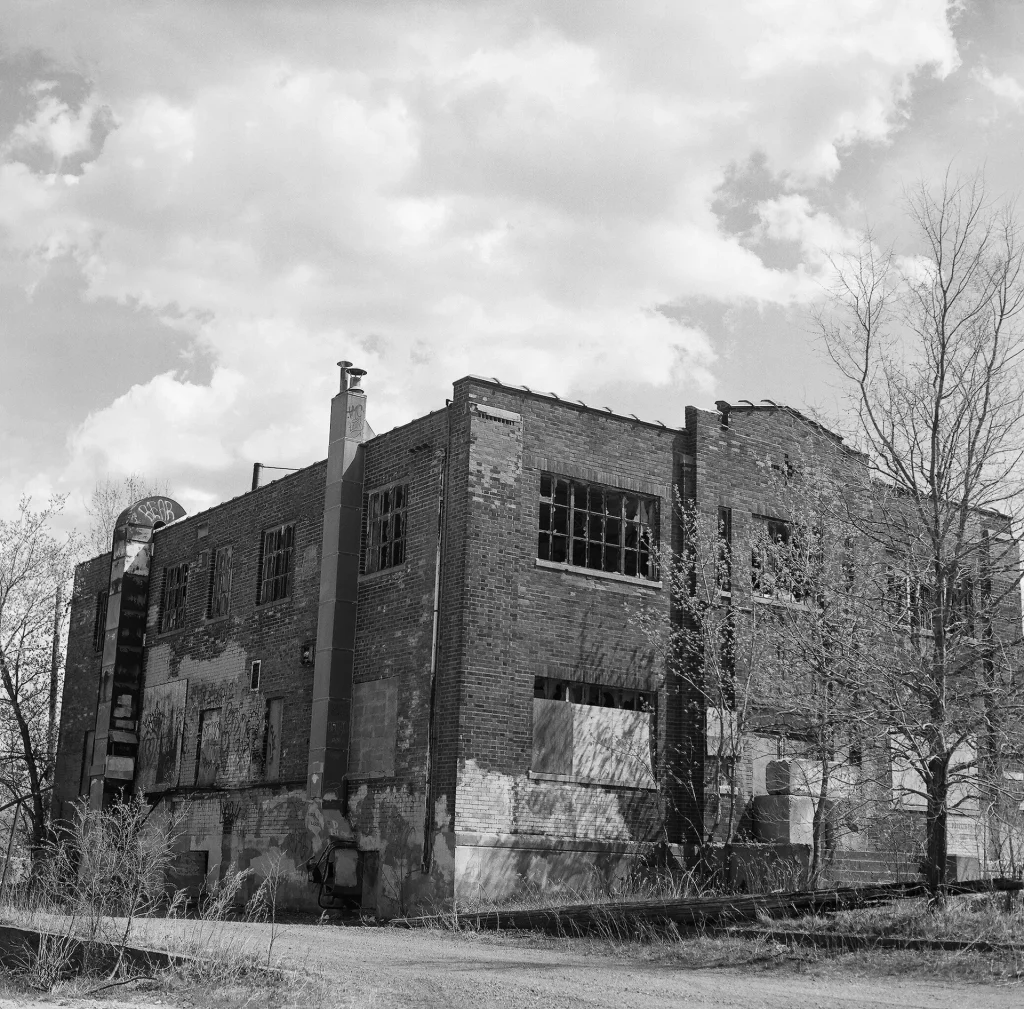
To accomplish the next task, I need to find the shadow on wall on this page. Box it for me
[343,782,457,918]
[453,839,686,907]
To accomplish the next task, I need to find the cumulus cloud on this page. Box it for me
[0,0,959,510]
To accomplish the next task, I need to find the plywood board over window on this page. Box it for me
[137,679,188,792]
[350,678,398,776]
[196,707,221,787]
[532,696,656,788]
[264,697,283,780]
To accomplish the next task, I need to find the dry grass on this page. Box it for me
[764,891,1024,944]
[439,920,1024,984]
[419,872,1024,986]
[447,861,717,916]
[0,961,363,1008]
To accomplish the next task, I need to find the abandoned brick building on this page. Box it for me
[52,367,1023,913]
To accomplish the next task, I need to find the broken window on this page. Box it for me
[257,524,294,604]
[537,474,659,580]
[92,590,108,652]
[362,484,408,575]
[195,707,221,787]
[751,517,791,599]
[707,755,737,796]
[884,555,975,635]
[264,697,283,780]
[159,563,189,633]
[533,676,652,710]
[716,507,732,594]
[750,517,819,602]
[949,575,976,637]
[207,546,232,618]
[532,676,656,787]
[249,659,261,691]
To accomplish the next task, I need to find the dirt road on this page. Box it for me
[122,918,1024,1009]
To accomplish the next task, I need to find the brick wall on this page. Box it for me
[446,378,683,846]
[344,408,452,904]
[53,554,110,821]
[142,462,325,795]
[684,404,869,844]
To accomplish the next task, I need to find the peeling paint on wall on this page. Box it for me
[137,678,187,791]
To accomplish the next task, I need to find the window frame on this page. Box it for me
[533,675,654,712]
[195,707,221,787]
[92,590,109,653]
[537,473,660,582]
[362,483,409,576]
[257,523,295,605]
[750,515,822,603]
[159,562,190,633]
[716,506,733,596]
[207,545,233,619]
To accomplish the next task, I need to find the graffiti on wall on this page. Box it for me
[115,496,187,531]
[137,678,188,791]
[184,679,271,786]
[196,708,222,787]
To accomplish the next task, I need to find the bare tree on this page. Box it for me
[665,468,882,889]
[0,498,77,859]
[819,168,1024,896]
[84,473,167,555]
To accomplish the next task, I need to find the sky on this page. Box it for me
[1,1,1023,536]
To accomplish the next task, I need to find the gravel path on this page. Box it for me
[120,918,1024,1009]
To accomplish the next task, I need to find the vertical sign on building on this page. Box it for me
[89,496,186,809]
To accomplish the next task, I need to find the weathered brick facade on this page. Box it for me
[53,373,1023,913]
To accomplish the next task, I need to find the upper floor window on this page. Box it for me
[160,563,189,633]
[92,590,109,652]
[884,558,975,637]
[750,516,821,602]
[258,524,294,604]
[716,507,733,595]
[537,474,659,580]
[207,545,232,618]
[751,517,792,600]
[363,484,408,574]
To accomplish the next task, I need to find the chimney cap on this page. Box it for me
[347,366,367,392]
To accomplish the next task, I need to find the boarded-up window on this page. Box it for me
[264,698,283,780]
[350,679,398,776]
[137,679,188,792]
[80,729,95,796]
[207,546,232,618]
[532,697,655,788]
[891,736,978,813]
[531,700,573,774]
[168,850,209,899]
[195,707,221,787]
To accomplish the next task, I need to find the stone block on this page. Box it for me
[753,793,814,846]
[766,758,822,797]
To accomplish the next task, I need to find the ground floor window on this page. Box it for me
[531,676,655,787]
